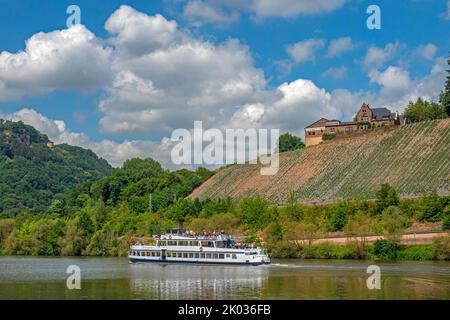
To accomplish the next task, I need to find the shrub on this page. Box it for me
[397,245,434,260]
[322,133,336,141]
[443,214,450,230]
[432,236,449,260]
[370,239,401,260]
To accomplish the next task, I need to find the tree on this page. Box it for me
[238,196,271,229]
[278,133,305,153]
[403,98,447,123]
[375,184,399,213]
[439,53,450,116]
[420,189,444,222]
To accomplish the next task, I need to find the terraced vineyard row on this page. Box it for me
[189,120,449,204]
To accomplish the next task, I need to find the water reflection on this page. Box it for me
[0,257,448,299]
[129,264,268,299]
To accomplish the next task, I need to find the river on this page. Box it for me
[0,256,449,299]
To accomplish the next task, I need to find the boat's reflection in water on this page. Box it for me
[129,263,269,299]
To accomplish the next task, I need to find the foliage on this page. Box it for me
[238,196,273,229]
[419,189,446,222]
[278,133,305,153]
[322,133,336,141]
[431,236,449,260]
[0,120,112,216]
[324,203,348,232]
[439,53,450,116]
[403,98,447,123]
[375,183,399,213]
[370,239,401,260]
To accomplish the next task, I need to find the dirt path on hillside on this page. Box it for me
[293,232,448,245]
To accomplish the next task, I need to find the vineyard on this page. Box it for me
[189,119,450,204]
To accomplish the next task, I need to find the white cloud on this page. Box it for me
[369,66,411,91]
[326,37,356,57]
[98,6,267,135]
[6,108,176,168]
[286,39,326,63]
[415,43,438,60]
[178,0,348,25]
[0,25,113,101]
[368,58,447,111]
[250,0,348,18]
[363,42,403,69]
[183,0,240,27]
[321,66,348,80]
[105,5,180,58]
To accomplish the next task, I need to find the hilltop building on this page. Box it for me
[305,103,400,147]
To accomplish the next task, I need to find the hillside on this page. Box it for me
[190,119,450,204]
[0,119,112,216]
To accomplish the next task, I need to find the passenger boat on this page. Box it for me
[128,230,271,266]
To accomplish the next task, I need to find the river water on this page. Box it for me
[0,256,449,299]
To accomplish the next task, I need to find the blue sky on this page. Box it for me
[0,0,448,167]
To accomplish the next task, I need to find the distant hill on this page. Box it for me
[0,119,112,216]
[190,119,449,204]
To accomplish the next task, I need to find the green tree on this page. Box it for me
[439,53,450,116]
[403,98,447,123]
[371,239,401,260]
[375,184,399,213]
[420,189,445,222]
[278,133,305,153]
[238,196,271,229]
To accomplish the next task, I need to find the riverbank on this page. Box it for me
[267,236,450,260]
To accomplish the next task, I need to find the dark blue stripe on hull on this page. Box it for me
[129,258,266,266]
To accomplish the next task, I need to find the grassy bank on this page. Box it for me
[266,237,450,261]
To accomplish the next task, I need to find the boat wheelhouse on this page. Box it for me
[128,230,270,266]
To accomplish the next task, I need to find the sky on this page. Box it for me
[0,0,449,168]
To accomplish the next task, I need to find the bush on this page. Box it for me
[432,236,449,260]
[397,245,434,260]
[420,190,445,222]
[370,239,401,260]
[322,133,336,141]
[443,214,450,230]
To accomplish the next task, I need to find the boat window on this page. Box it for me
[189,241,197,246]
[159,241,167,246]
[216,241,225,248]
[183,252,188,258]
[188,253,194,258]
[168,241,177,246]
[213,254,218,259]
[146,252,150,256]
[232,254,237,259]
[200,253,206,259]
[177,252,182,258]
[194,253,199,258]
[219,254,224,259]
[206,253,212,259]
[225,254,230,259]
